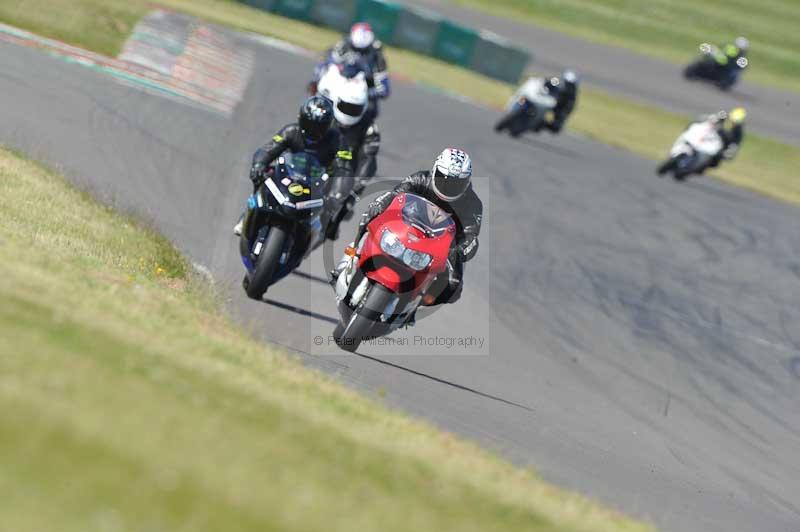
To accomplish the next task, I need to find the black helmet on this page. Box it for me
[299,96,334,142]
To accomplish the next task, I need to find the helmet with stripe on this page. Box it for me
[349,23,375,52]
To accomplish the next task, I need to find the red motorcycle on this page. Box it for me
[333,193,456,352]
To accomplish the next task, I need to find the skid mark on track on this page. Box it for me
[350,352,537,413]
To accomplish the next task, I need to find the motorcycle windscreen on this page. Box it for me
[400,194,454,236]
[276,151,328,206]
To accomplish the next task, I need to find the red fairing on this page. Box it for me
[358,193,455,295]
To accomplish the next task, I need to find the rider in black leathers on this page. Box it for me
[338,111,380,179]
[350,148,482,307]
[235,96,354,235]
[249,124,352,185]
[709,107,746,168]
[543,70,578,133]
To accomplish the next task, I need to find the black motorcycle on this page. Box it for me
[684,43,747,90]
[239,151,328,299]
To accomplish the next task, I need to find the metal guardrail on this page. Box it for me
[239,0,530,83]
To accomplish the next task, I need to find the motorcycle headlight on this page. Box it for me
[380,230,405,258]
[402,248,432,271]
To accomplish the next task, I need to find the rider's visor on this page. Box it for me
[337,100,365,117]
[433,169,469,199]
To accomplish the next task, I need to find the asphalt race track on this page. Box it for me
[1,27,799,532]
[405,0,800,145]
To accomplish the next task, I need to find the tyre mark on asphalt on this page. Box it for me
[351,352,537,412]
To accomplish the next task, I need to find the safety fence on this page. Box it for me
[239,0,530,83]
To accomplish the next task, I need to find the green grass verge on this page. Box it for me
[453,0,800,94]
[0,147,655,530]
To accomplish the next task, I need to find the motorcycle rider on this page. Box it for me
[544,69,579,133]
[336,148,482,313]
[709,107,746,168]
[310,22,390,116]
[500,69,579,134]
[234,96,354,236]
[316,66,381,239]
[656,107,745,176]
[712,36,749,70]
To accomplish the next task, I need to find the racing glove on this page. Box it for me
[250,163,267,190]
[362,125,381,156]
[456,236,479,262]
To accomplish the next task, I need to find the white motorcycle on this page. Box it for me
[494,77,558,137]
[657,120,724,180]
[315,63,375,240]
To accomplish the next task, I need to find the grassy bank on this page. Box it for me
[454,0,800,94]
[0,148,654,530]
[2,0,797,207]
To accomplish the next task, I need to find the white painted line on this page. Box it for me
[192,262,215,285]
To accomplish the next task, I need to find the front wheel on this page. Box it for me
[245,223,289,300]
[717,74,737,91]
[683,62,700,79]
[656,158,675,177]
[334,283,395,352]
[495,106,526,134]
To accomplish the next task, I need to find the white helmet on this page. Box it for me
[349,23,375,52]
[431,148,472,201]
[562,69,579,87]
[316,65,368,127]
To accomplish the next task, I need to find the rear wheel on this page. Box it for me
[334,283,394,352]
[717,74,736,91]
[245,224,288,300]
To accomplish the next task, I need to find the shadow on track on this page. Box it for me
[262,298,339,325]
[292,270,331,285]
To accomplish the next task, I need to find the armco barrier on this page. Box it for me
[471,31,529,83]
[241,0,278,11]
[434,20,478,67]
[392,7,440,56]
[310,0,357,31]
[355,0,400,43]
[273,0,314,21]
[237,0,530,83]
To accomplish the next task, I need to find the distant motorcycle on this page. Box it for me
[684,43,747,90]
[657,121,723,180]
[240,151,329,299]
[332,193,455,352]
[494,78,558,137]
